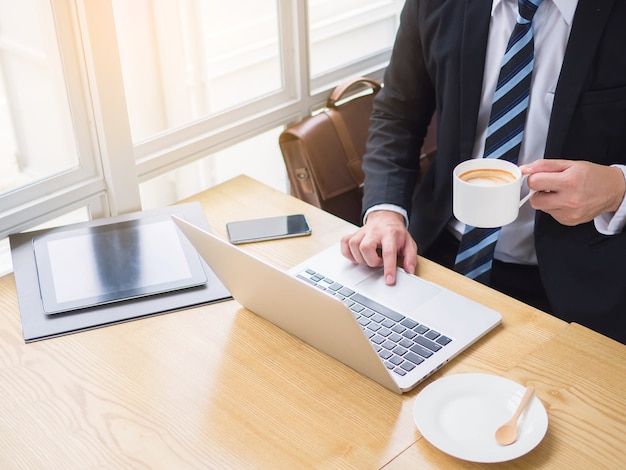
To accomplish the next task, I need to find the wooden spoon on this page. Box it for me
[495,385,535,446]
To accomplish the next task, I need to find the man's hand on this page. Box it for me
[340,210,418,285]
[520,159,626,226]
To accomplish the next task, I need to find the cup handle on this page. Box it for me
[519,174,534,207]
[519,189,535,207]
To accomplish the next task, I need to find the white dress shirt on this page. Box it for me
[477,0,575,264]
[367,0,626,265]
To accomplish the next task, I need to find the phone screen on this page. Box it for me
[226,214,311,244]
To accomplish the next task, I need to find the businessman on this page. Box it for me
[340,0,626,344]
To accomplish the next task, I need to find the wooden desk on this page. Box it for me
[1,175,624,469]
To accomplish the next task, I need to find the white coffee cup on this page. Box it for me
[453,158,532,228]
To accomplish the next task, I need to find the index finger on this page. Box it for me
[378,242,399,285]
[523,159,575,194]
[521,159,571,175]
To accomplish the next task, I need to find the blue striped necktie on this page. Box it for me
[454,0,543,285]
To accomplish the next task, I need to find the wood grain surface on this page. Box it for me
[1,175,623,469]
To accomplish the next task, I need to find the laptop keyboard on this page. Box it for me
[297,269,452,377]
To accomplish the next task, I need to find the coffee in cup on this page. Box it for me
[458,168,517,186]
[453,159,531,228]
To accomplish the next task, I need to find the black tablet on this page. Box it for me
[32,214,207,314]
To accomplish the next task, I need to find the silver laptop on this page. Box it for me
[172,216,501,394]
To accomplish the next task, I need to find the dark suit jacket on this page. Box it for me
[362,0,626,343]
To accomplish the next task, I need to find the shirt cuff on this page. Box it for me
[594,165,626,235]
[363,204,409,227]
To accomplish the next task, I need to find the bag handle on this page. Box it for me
[324,77,381,186]
[327,77,381,108]
[326,111,365,186]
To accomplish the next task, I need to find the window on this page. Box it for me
[0,0,403,274]
[139,127,285,209]
[308,0,403,81]
[113,0,284,143]
[0,1,107,236]
[0,2,79,192]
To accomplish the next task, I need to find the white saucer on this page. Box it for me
[413,373,548,463]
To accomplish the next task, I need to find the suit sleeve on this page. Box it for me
[361,0,436,214]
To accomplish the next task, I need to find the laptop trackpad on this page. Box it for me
[355,269,440,313]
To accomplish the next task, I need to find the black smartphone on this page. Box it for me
[226,214,312,244]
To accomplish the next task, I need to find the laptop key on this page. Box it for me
[404,351,425,365]
[350,303,365,313]
[425,330,440,340]
[339,287,355,297]
[437,335,452,346]
[414,324,429,335]
[410,343,433,359]
[379,349,393,360]
[414,335,442,352]
[389,355,404,366]
[371,335,385,345]
[378,328,392,337]
[360,308,375,318]
[389,333,403,343]
[400,318,418,329]
[371,313,385,323]
[402,329,417,340]
[350,293,405,322]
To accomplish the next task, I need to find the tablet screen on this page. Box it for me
[33,215,207,314]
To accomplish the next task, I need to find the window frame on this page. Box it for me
[0,0,399,241]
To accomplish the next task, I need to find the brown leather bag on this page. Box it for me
[279,77,436,226]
